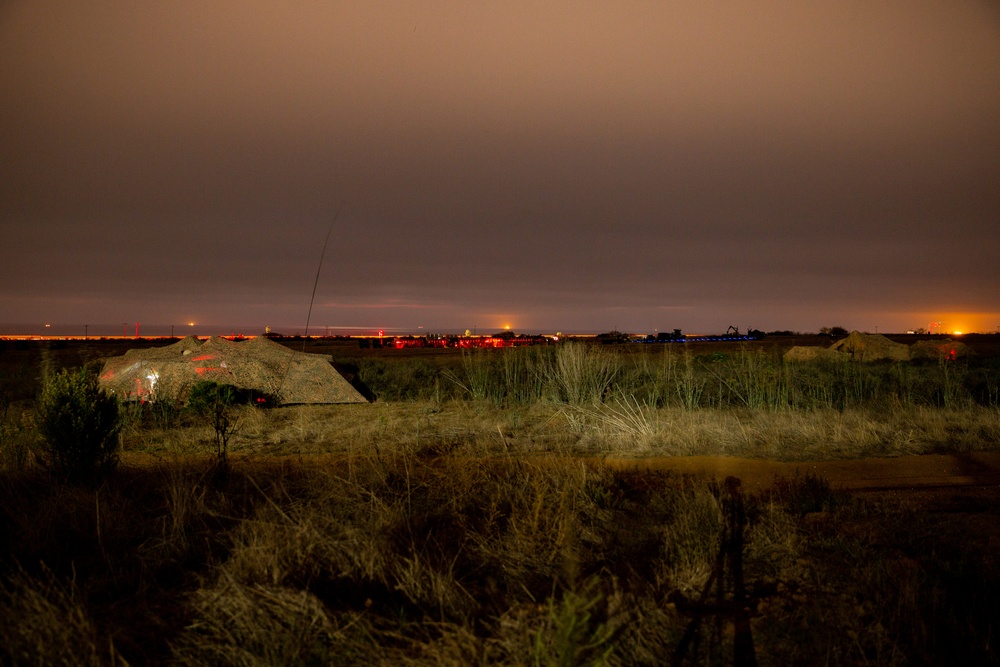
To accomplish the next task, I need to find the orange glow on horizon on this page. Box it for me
[907,312,999,335]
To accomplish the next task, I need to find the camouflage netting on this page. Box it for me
[782,346,846,363]
[99,336,367,405]
[829,331,911,362]
[784,331,977,364]
[909,338,975,361]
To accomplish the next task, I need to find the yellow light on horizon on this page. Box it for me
[919,311,1000,335]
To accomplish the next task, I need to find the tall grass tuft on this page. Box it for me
[544,343,619,405]
[445,348,546,407]
[665,347,706,410]
[172,575,350,667]
[0,566,111,666]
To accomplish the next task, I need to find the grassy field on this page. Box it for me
[1,337,999,664]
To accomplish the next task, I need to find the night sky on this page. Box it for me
[2,2,999,336]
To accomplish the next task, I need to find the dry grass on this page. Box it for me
[110,399,1000,462]
[1,344,999,663]
[1,454,997,665]
[0,566,115,666]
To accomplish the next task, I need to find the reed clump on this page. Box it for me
[360,344,998,412]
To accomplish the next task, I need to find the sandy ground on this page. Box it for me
[595,451,1000,492]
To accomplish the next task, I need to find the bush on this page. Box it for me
[186,381,239,415]
[35,369,120,484]
[187,381,274,414]
[186,381,244,462]
[356,359,448,401]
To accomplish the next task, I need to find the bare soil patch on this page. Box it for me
[598,451,1000,492]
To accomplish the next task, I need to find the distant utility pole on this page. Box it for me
[135,322,140,339]
[123,323,127,339]
[84,324,88,340]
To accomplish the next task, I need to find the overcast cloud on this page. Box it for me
[2,2,998,335]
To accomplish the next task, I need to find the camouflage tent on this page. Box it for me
[829,331,910,362]
[784,332,977,364]
[909,338,974,361]
[99,336,367,405]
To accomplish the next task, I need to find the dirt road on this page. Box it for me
[597,451,1000,492]
[123,450,1000,493]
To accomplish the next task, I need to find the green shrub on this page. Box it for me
[186,381,239,415]
[35,369,120,484]
[356,359,449,401]
[0,395,32,472]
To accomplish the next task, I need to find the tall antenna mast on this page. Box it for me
[303,201,346,349]
[302,202,344,352]
[274,202,347,403]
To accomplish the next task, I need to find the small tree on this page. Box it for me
[35,368,120,484]
[187,381,240,463]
